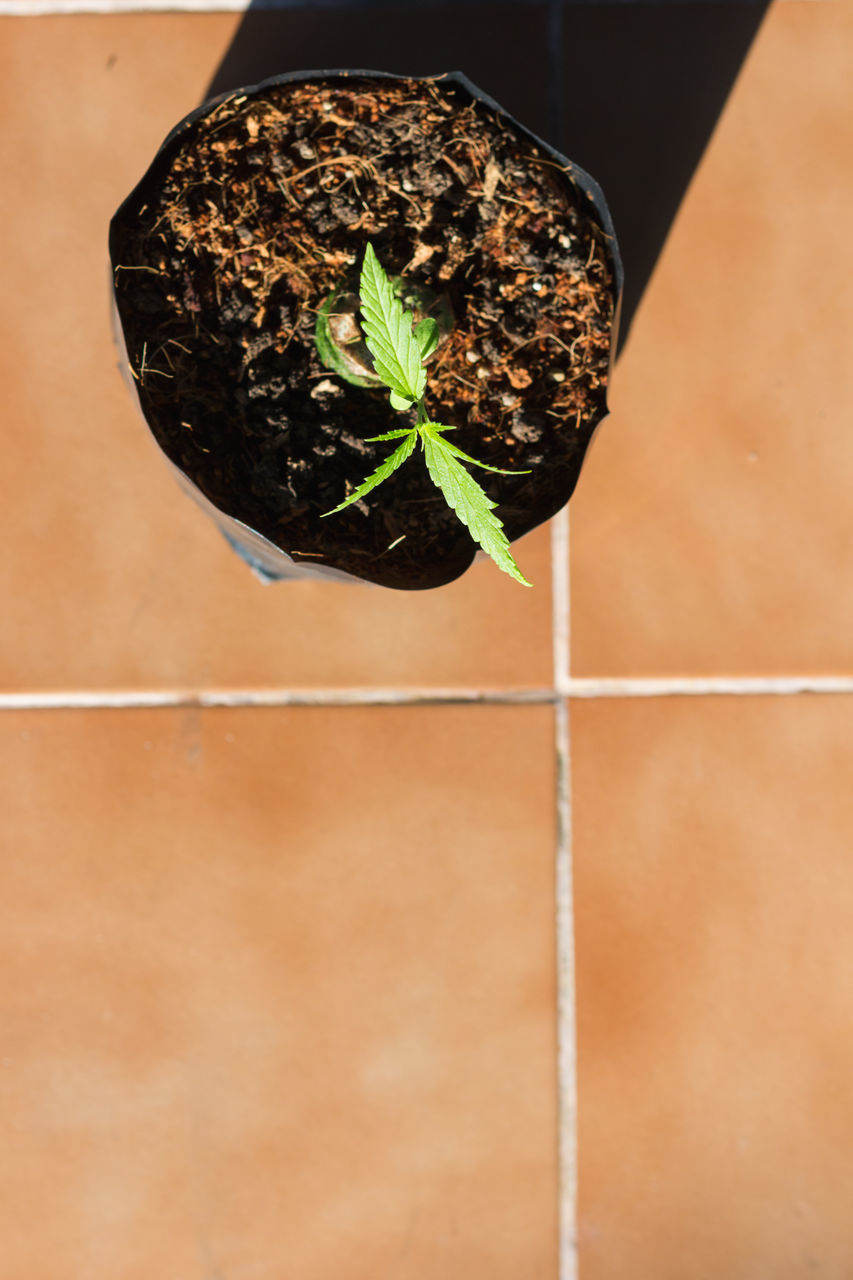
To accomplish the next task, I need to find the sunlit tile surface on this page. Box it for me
[572,694,853,1278]
[0,704,557,1278]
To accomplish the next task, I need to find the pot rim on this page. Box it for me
[110,67,622,307]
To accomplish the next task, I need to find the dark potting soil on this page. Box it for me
[111,75,617,589]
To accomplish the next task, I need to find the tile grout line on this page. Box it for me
[0,687,556,709]
[2,0,557,13]
[0,0,813,14]
[563,674,853,697]
[0,0,254,11]
[555,695,577,1280]
[552,507,578,1280]
[1,675,852,711]
[552,513,572,702]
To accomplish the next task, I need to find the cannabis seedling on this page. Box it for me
[321,243,531,586]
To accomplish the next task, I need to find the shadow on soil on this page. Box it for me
[204,0,770,351]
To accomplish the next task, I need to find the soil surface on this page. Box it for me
[111,74,618,588]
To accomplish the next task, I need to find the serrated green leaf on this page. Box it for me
[321,429,417,517]
[389,390,414,412]
[427,424,531,475]
[420,427,531,586]
[414,316,440,361]
[365,429,418,442]
[360,243,426,406]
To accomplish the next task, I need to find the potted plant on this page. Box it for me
[110,69,621,589]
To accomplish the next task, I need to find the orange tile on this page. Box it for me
[570,1,853,677]
[571,694,853,1278]
[0,14,552,694]
[0,703,558,1278]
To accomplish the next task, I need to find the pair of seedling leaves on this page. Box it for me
[319,243,531,587]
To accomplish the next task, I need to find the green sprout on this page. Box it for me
[319,243,531,587]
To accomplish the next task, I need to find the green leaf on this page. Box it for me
[321,430,417,517]
[389,390,415,412]
[360,243,426,406]
[314,289,378,388]
[365,429,418,442]
[420,426,531,586]
[428,424,531,475]
[414,316,440,361]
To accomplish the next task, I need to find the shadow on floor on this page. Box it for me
[558,2,769,350]
[204,0,769,350]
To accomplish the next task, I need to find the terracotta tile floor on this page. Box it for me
[0,705,558,1278]
[569,0,853,678]
[572,695,853,1279]
[1,4,852,1278]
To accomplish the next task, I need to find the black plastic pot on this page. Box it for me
[110,69,622,589]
